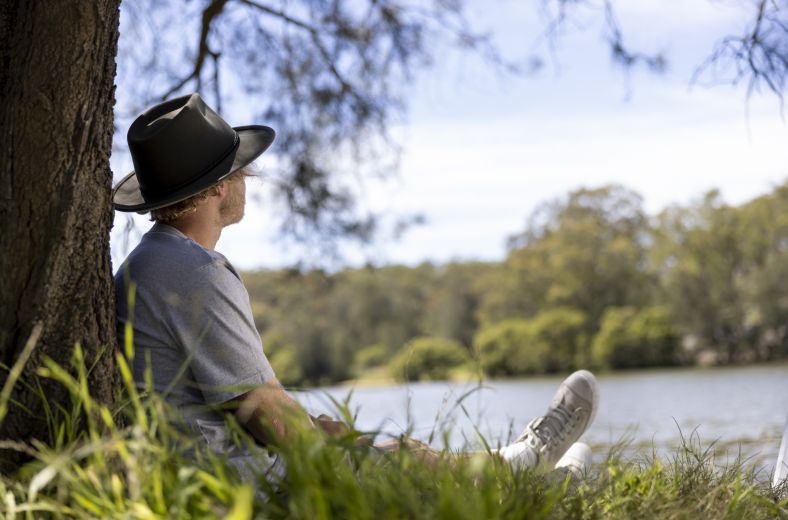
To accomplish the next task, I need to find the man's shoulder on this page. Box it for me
[114,224,237,291]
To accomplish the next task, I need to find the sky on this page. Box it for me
[110,0,788,271]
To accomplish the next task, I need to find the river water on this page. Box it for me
[298,363,788,474]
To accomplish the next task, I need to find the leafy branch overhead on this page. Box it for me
[118,0,509,247]
[118,0,787,249]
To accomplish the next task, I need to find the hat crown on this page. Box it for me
[127,93,238,199]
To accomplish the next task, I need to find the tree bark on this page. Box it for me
[0,0,120,469]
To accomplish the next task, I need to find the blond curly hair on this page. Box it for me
[150,167,253,223]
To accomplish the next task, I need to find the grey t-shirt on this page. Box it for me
[114,223,276,430]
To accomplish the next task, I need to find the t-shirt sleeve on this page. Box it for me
[166,260,276,404]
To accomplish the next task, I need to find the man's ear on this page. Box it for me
[212,180,228,199]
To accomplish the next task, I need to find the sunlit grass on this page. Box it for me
[0,346,785,519]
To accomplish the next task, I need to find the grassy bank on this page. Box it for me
[2,409,786,519]
[0,350,785,519]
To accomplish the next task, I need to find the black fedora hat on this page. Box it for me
[112,93,275,212]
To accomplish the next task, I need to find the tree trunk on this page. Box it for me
[0,0,120,470]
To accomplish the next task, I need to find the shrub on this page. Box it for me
[389,337,468,382]
[473,319,550,376]
[524,307,587,371]
[591,305,680,369]
[353,343,389,372]
[473,308,587,377]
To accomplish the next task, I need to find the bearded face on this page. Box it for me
[219,174,246,226]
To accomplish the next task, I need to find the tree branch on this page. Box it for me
[237,0,320,34]
[238,0,364,103]
[693,0,786,104]
[159,0,228,100]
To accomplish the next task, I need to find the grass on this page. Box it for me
[0,347,786,519]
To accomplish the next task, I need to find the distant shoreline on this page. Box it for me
[325,359,788,389]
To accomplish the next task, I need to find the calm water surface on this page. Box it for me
[298,364,788,472]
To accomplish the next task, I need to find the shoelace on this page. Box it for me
[518,402,579,453]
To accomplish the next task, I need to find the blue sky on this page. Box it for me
[111,0,788,271]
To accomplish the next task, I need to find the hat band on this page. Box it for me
[139,131,240,201]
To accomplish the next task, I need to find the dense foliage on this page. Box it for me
[389,337,469,382]
[244,182,788,385]
[590,306,681,369]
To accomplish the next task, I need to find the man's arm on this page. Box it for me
[233,380,366,446]
[233,379,315,446]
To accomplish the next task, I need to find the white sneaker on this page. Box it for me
[512,370,598,468]
[554,442,592,479]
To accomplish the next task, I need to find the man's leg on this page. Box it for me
[311,415,450,466]
[373,437,446,465]
[496,370,597,470]
[313,370,599,471]
[497,370,598,470]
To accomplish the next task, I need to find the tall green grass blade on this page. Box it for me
[0,322,42,427]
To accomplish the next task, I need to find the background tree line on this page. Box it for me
[243,182,788,386]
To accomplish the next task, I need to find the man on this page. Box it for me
[113,93,598,478]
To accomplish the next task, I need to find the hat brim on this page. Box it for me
[112,125,275,212]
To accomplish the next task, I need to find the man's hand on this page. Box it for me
[312,414,349,437]
[312,414,373,446]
